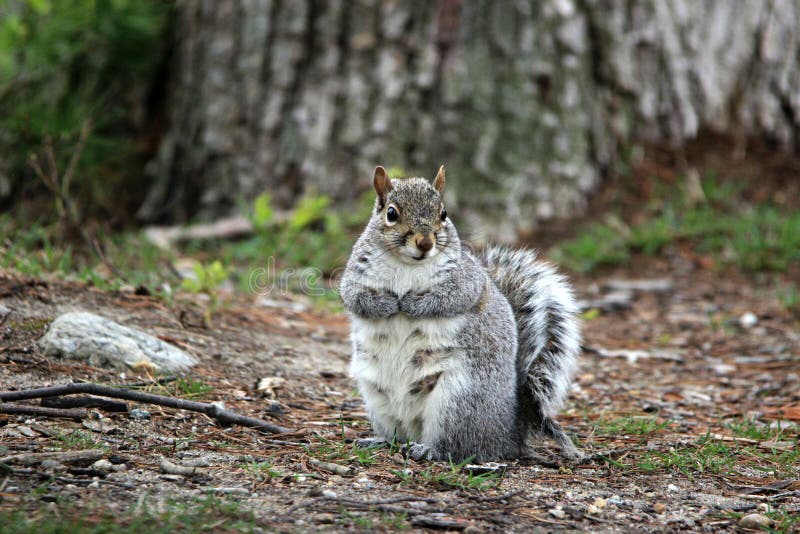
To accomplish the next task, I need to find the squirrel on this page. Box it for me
[339,165,582,462]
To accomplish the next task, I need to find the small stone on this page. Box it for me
[548,508,566,520]
[321,489,337,499]
[129,408,151,420]
[91,459,113,473]
[653,503,666,514]
[739,514,773,529]
[587,505,600,514]
[667,484,679,492]
[15,426,37,438]
[87,481,100,489]
[592,497,607,509]
[757,503,769,512]
[111,463,127,473]
[463,526,485,534]
[739,312,758,329]
[256,377,287,398]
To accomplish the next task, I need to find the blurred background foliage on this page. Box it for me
[0,0,171,223]
[0,1,796,315]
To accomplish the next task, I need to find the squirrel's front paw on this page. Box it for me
[403,442,438,462]
[399,291,429,316]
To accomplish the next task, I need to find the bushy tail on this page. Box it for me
[482,246,582,459]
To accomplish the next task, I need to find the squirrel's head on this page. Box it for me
[369,165,456,263]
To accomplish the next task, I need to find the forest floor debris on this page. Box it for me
[0,261,798,532]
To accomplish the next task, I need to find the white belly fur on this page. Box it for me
[350,313,469,442]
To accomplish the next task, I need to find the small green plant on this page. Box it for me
[180,260,231,321]
[238,191,375,281]
[243,459,283,481]
[57,429,107,451]
[174,377,213,398]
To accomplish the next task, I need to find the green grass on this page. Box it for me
[632,433,799,479]
[0,190,368,305]
[551,175,800,273]
[409,457,503,491]
[304,433,380,467]
[764,508,800,533]
[0,216,177,292]
[594,414,672,437]
[0,494,257,533]
[724,417,789,441]
[637,439,738,477]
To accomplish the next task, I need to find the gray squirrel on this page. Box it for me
[339,165,582,462]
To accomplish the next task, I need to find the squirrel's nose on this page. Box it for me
[415,234,434,252]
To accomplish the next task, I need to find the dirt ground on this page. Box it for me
[0,253,798,532]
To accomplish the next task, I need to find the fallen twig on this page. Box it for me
[307,458,355,476]
[286,494,443,515]
[0,449,104,466]
[158,457,205,477]
[41,395,128,412]
[0,403,87,421]
[0,383,292,435]
[469,488,525,502]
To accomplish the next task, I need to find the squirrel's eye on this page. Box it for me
[386,206,399,225]
[440,207,447,222]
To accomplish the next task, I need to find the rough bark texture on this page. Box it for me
[143,0,800,240]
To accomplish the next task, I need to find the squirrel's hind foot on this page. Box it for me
[402,442,440,462]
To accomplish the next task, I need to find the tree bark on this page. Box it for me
[142,0,800,240]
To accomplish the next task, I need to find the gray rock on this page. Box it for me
[39,312,197,372]
[739,514,773,529]
[91,459,113,474]
[129,408,151,420]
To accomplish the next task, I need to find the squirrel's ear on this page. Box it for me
[373,165,393,208]
[433,165,445,194]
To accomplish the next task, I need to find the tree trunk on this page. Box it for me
[142,0,800,240]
